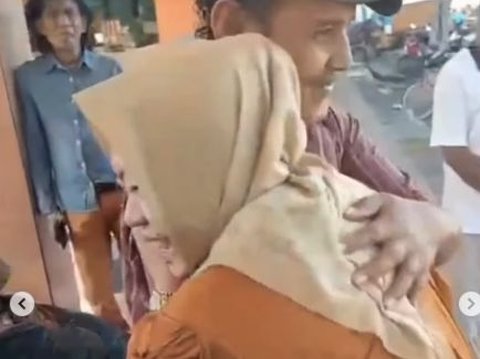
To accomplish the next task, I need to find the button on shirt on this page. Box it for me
[15,50,122,215]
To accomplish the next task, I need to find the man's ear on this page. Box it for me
[210,0,263,38]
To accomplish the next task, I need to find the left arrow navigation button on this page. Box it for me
[9,291,35,317]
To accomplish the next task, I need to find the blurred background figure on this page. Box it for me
[430,6,480,356]
[16,0,127,329]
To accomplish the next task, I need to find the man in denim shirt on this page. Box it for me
[16,0,127,329]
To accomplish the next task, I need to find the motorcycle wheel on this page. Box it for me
[402,79,434,124]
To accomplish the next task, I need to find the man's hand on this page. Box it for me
[342,193,461,306]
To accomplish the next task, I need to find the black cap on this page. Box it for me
[337,0,403,16]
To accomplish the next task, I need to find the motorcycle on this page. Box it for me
[396,24,433,78]
[397,24,475,78]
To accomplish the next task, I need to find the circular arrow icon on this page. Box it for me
[459,291,480,317]
[9,291,35,317]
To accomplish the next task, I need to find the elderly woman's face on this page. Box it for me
[123,190,161,241]
[113,155,193,281]
[36,0,86,53]
[124,189,193,283]
[111,155,160,241]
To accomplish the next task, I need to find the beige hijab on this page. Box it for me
[75,34,453,359]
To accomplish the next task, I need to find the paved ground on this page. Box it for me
[332,65,443,199]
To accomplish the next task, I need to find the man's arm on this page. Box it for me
[430,63,478,192]
[325,109,458,284]
[15,70,57,215]
[442,147,480,192]
[338,112,431,201]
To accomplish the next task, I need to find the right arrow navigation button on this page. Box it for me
[459,291,480,317]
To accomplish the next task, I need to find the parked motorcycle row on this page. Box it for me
[348,18,477,124]
[350,20,476,75]
[397,23,476,79]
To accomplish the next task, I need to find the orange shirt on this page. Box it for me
[128,267,473,359]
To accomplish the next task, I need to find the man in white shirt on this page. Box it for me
[431,40,480,353]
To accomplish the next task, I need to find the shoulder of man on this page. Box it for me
[469,46,480,70]
[88,51,123,75]
[14,56,46,82]
[323,106,352,124]
[434,51,469,95]
[316,106,358,141]
[442,49,471,77]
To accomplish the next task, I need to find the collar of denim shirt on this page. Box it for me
[41,49,97,73]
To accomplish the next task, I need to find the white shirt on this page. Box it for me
[431,49,480,234]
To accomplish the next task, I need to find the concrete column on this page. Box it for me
[438,0,452,50]
[0,0,51,303]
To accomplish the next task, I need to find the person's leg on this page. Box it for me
[49,326,108,359]
[70,240,94,314]
[0,316,109,359]
[97,190,133,326]
[99,190,124,241]
[442,234,480,357]
[0,323,123,359]
[0,325,55,358]
[68,210,125,328]
[60,311,128,358]
[99,190,124,283]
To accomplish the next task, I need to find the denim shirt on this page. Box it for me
[15,50,122,215]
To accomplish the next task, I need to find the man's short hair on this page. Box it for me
[195,0,272,39]
[24,0,94,54]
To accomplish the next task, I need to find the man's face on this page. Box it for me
[212,0,355,123]
[36,0,86,53]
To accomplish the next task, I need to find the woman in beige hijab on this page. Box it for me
[75,34,472,358]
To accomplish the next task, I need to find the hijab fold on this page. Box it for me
[75,34,453,359]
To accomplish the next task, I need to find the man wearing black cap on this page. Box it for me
[185,0,463,317]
